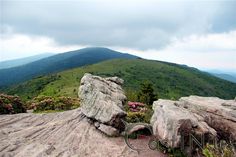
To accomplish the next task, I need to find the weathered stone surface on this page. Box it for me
[94,121,100,128]
[151,99,216,148]
[151,96,236,148]
[98,124,119,137]
[178,96,236,141]
[0,109,166,157]
[0,109,127,157]
[78,73,127,129]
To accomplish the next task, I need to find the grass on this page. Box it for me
[2,58,236,101]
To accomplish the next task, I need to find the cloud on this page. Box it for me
[124,30,236,71]
[1,0,236,71]
[168,30,236,52]
[0,33,84,61]
[2,0,236,50]
[0,28,235,71]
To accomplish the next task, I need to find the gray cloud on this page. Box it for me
[1,0,236,50]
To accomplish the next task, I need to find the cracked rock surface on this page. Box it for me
[0,109,135,157]
[0,109,167,157]
[79,73,127,132]
[151,96,236,148]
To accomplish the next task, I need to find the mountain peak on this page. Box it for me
[0,48,137,86]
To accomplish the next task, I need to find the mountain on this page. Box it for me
[210,73,236,83]
[3,59,236,101]
[0,47,137,86]
[204,69,236,83]
[0,53,54,69]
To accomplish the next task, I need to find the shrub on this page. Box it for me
[0,93,26,114]
[137,81,157,106]
[27,95,80,112]
[125,102,153,123]
[203,142,235,157]
[126,112,146,123]
[125,89,138,102]
[143,106,154,123]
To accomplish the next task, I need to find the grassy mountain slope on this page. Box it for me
[3,59,236,101]
[0,47,137,86]
[0,53,54,69]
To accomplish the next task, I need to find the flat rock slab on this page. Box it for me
[0,109,166,157]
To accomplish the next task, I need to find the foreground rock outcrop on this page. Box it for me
[79,73,127,135]
[151,96,236,148]
[0,109,145,157]
[0,74,166,157]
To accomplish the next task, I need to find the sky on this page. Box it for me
[0,0,236,72]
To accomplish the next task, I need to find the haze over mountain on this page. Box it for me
[0,53,54,69]
[210,73,236,83]
[0,47,137,86]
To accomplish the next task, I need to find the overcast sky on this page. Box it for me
[0,0,236,72]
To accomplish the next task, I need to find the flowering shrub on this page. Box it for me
[27,95,80,112]
[0,94,26,114]
[127,101,147,112]
[125,101,153,123]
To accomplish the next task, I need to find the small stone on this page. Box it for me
[98,124,119,137]
[94,122,100,128]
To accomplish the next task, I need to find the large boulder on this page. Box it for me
[178,96,236,142]
[151,99,216,148]
[78,73,127,130]
[151,96,236,148]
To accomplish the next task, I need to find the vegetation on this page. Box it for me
[27,95,80,112]
[0,94,26,114]
[125,108,153,123]
[137,81,157,106]
[2,59,236,102]
[4,75,59,101]
[126,112,146,123]
[0,47,137,86]
[203,143,235,157]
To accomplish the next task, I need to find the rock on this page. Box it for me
[128,124,147,135]
[178,96,236,142]
[105,77,124,85]
[0,110,167,157]
[94,121,100,128]
[151,99,216,148]
[0,109,142,157]
[78,73,127,129]
[98,124,119,137]
[151,96,236,149]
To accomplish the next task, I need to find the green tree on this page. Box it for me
[137,81,157,106]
